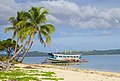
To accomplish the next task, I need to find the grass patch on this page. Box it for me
[27,70,40,73]
[14,66,20,68]
[42,71,55,77]
[42,77,64,81]
[15,77,39,81]
[0,69,63,81]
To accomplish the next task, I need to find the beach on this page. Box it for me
[15,63,120,81]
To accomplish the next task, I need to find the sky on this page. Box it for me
[0,0,120,52]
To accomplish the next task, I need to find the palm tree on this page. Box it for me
[5,6,55,63]
[19,7,55,63]
[5,11,30,62]
[5,11,27,41]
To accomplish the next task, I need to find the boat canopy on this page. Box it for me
[48,53,82,59]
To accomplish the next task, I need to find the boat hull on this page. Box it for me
[46,58,80,63]
[46,58,69,63]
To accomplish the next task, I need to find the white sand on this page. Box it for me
[15,63,120,81]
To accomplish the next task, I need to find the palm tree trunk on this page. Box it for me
[7,49,10,59]
[19,41,33,63]
[9,40,29,62]
[19,33,35,63]
[14,38,19,54]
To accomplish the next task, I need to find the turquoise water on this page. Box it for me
[23,55,120,72]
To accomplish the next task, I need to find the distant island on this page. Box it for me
[25,49,120,57]
[1,49,120,57]
[60,49,120,55]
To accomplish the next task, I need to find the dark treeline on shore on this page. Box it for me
[60,49,120,55]
[26,51,48,57]
[1,49,120,57]
[20,49,120,57]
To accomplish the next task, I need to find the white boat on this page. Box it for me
[46,53,82,63]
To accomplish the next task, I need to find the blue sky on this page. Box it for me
[0,0,120,52]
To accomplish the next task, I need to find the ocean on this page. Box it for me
[22,55,120,72]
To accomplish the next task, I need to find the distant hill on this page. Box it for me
[18,49,120,57]
[25,51,48,57]
[0,51,48,57]
[1,49,120,57]
[59,49,120,55]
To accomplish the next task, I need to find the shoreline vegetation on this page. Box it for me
[1,63,120,81]
[6,49,120,57]
[26,49,120,57]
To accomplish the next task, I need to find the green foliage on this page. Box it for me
[27,70,40,73]
[14,66,20,68]
[43,71,55,77]
[0,69,63,81]
[0,55,18,64]
[0,38,18,58]
[0,55,8,61]
[25,6,55,46]
[42,77,64,81]
[25,51,48,57]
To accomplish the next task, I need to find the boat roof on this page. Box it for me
[52,53,81,56]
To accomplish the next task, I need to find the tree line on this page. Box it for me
[60,49,120,55]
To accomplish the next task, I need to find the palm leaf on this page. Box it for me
[41,9,49,15]
[16,21,27,27]
[38,30,46,47]
[36,14,47,23]
[4,27,15,33]
[40,29,51,46]
[40,24,55,34]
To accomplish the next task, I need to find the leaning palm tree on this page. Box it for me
[5,11,30,62]
[5,11,27,54]
[19,7,55,63]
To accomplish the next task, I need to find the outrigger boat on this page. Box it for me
[45,53,82,63]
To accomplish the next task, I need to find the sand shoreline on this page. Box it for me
[15,63,120,81]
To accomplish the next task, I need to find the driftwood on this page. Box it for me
[0,61,14,70]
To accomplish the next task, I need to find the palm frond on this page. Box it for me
[41,9,49,15]
[40,29,51,46]
[16,20,27,27]
[24,11,31,19]
[38,30,46,47]
[40,24,55,34]
[36,14,47,24]
[4,27,15,33]
[8,16,15,21]
[8,17,17,26]
[11,30,17,40]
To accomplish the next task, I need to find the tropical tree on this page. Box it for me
[5,11,27,54]
[0,40,5,51]
[19,7,55,63]
[5,11,29,62]
[0,38,18,58]
[5,6,55,63]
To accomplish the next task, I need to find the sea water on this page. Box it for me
[23,55,120,72]
[69,55,120,72]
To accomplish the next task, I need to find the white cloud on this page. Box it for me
[0,0,17,24]
[41,1,120,30]
[80,6,98,19]
[70,18,111,29]
[41,0,81,15]
[46,15,62,24]
[0,0,120,30]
